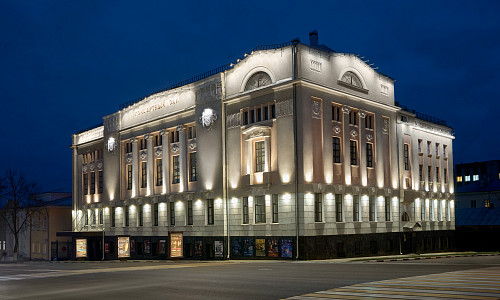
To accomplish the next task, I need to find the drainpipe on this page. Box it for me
[222,72,229,260]
[292,39,300,260]
[395,111,402,255]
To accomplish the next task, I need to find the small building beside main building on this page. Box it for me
[71,31,455,260]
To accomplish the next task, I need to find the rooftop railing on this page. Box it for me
[396,102,448,126]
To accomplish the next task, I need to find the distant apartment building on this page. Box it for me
[455,160,500,251]
[71,31,455,260]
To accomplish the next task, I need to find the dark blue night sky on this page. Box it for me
[1,1,499,192]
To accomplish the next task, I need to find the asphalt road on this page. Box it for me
[0,256,499,300]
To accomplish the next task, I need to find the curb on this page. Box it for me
[370,253,500,263]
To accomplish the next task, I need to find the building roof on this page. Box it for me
[455,208,500,226]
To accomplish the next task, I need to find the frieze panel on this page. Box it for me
[276,99,293,117]
[382,117,389,134]
[195,81,222,104]
[103,115,120,133]
[226,112,241,129]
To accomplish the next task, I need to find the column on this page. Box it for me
[179,126,187,192]
[147,135,154,196]
[162,132,170,194]
[132,139,138,198]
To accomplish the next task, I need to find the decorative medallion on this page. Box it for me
[126,153,133,163]
[89,163,95,171]
[189,139,197,150]
[333,125,342,134]
[144,133,150,140]
[311,99,322,119]
[159,129,166,136]
[366,133,373,141]
[359,110,366,118]
[82,164,88,172]
[106,137,117,152]
[199,108,217,130]
[140,150,147,160]
[354,186,361,193]
[97,162,103,170]
[176,125,184,132]
[171,144,179,153]
[129,137,135,143]
[155,148,162,157]
[342,105,351,114]
[350,130,358,138]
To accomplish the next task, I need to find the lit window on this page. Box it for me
[485,199,491,208]
[127,165,132,190]
[465,175,470,182]
[255,196,266,223]
[255,141,265,172]
[473,175,479,181]
[457,176,462,183]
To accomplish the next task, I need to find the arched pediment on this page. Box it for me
[241,67,275,92]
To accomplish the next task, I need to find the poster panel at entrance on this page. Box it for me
[170,232,183,258]
[76,239,87,258]
[118,236,130,258]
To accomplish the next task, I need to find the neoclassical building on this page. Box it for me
[71,31,455,260]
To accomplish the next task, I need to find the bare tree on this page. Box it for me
[0,169,40,261]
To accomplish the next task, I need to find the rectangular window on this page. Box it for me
[350,140,358,165]
[153,203,159,226]
[91,211,96,225]
[255,141,265,172]
[207,199,214,225]
[127,165,132,190]
[436,143,440,156]
[98,171,103,194]
[349,111,358,125]
[99,209,103,225]
[369,196,376,222]
[353,195,360,222]
[83,173,88,195]
[139,138,146,150]
[156,159,163,186]
[436,167,440,182]
[272,194,279,223]
[465,175,470,182]
[366,143,373,168]
[242,197,249,224]
[419,165,423,181]
[428,166,432,182]
[427,141,431,155]
[437,201,442,221]
[111,207,116,227]
[443,145,447,158]
[333,137,341,163]
[471,200,476,208]
[250,108,255,123]
[421,201,426,221]
[418,139,422,153]
[154,135,162,147]
[335,194,343,222]
[189,153,197,182]
[255,196,266,223]
[188,126,196,139]
[332,104,341,122]
[457,176,462,183]
[187,200,193,225]
[314,193,322,222]
[264,106,269,120]
[170,202,175,226]
[365,114,374,129]
[172,156,180,184]
[243,110,248,125]
[473,174,479,181]
[385,197,391,221]
[404,144,410,170]
[125,205,129,227]
[485,199,490,208]
[138,205,143,226]
[446,201,451,221]
[141,162,147,188]
[91,172,95,195]
[257,107,262,122]
[271,103,276,119]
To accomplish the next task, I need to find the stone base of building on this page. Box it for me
[456,226,500,252]
[298,230,456,260]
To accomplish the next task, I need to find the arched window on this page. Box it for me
[244,72,272,91]
[341,71,363,88]
[402,212,410,222]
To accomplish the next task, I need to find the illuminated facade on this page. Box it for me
[71,31,455,259]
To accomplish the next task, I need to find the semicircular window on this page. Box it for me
[341,71,363,88]
[244,72,272,91]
